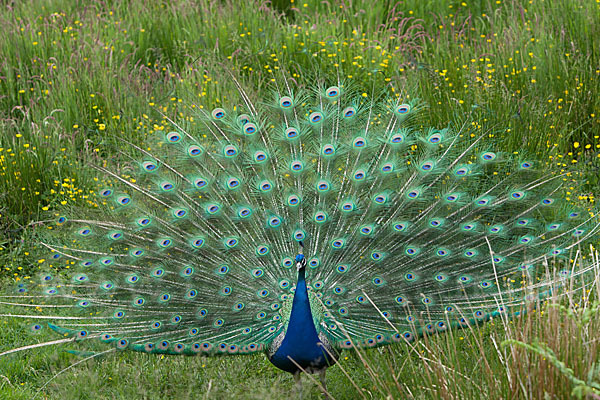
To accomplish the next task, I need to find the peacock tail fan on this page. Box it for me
[2,74,599,360]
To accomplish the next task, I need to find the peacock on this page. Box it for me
[1,75,598,394]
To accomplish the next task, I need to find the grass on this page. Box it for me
[0,0,599,398]
[2,252,600,399]
[1,0,599,234]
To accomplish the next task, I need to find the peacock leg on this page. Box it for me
[319,369,329,399]
[293,371,303,398]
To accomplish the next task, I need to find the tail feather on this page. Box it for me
[3,76,598,356]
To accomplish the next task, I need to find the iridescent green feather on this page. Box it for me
[3,75,599,360]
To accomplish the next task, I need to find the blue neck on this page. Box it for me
[287,267,317,343]
[268,266,334,373]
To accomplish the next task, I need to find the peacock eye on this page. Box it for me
[396,104,410,114]
[343,107,356,118]
[325,86,340,98]
[212,108,225,120]
[309,112,323,123]
[280,96,293,109]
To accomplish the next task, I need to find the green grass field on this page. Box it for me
[1,0,600,398]
[2,279,600,399]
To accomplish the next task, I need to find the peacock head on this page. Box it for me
[295,254,306,270]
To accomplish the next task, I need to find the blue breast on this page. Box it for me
[268,265,336,373]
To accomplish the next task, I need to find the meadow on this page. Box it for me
[1,0,600,398]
